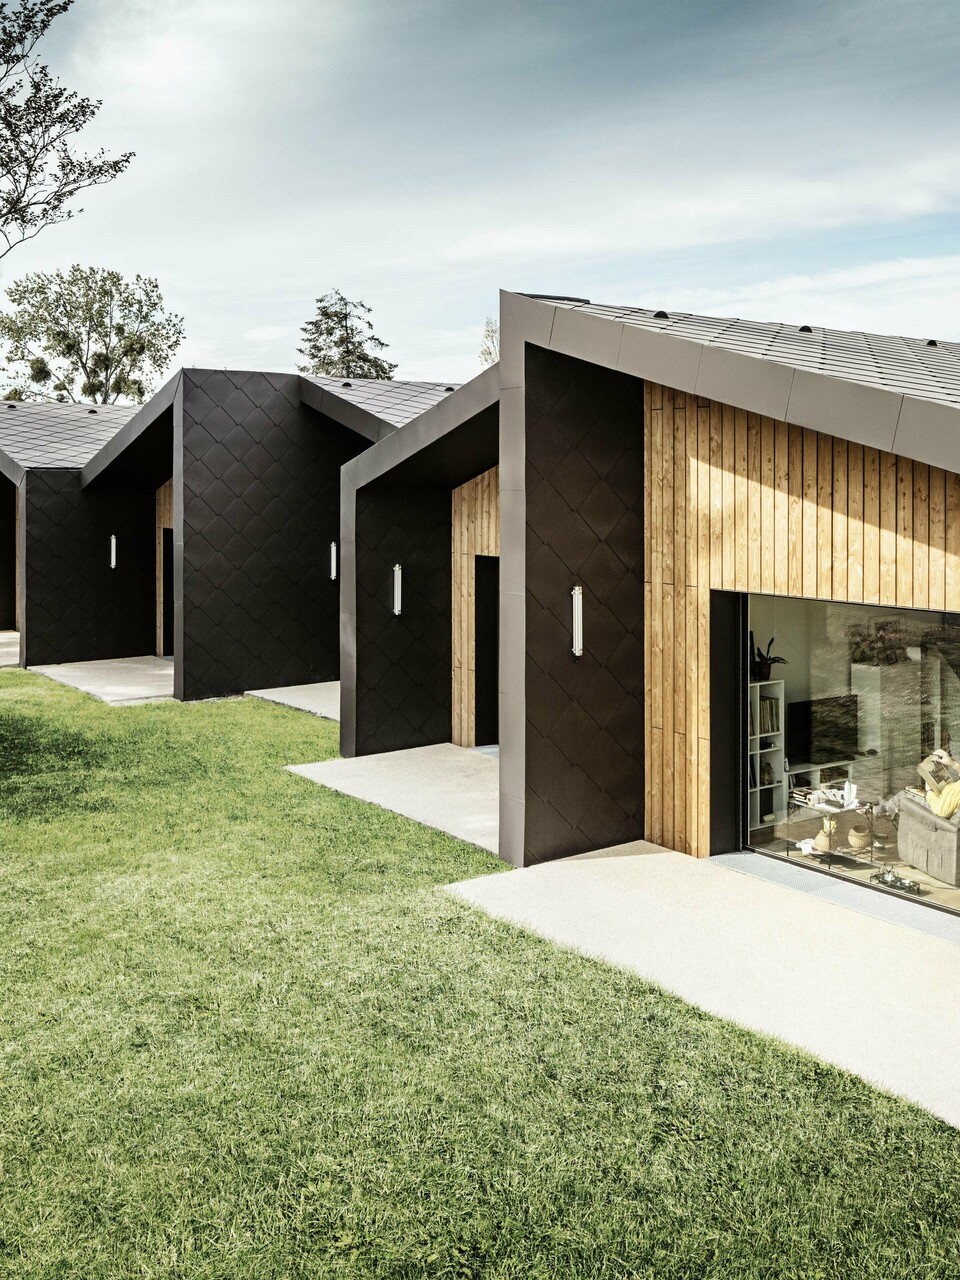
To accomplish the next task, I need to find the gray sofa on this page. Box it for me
[897,793,960,887]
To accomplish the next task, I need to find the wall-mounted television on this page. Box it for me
[786,694,859,765]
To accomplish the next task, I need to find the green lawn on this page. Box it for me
[1,670,959,1279]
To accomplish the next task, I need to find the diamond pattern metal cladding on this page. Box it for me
[523,345,645,863]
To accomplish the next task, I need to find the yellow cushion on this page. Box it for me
[927,780,960,819]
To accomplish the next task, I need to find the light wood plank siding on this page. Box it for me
[155,478,173,656]
[452,466,499,746]
[643,382,960,859]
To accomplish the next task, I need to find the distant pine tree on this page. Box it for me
[297,289,397,379]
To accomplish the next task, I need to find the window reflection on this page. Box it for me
[746,596,960,910]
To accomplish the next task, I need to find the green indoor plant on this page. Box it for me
[752,637,788,682]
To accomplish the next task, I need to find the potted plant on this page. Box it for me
[752,637,788,682]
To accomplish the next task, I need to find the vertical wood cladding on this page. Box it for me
[452,466,500,746]
[353,484,452,754]
[643,380,960,858]
[179,370,366,700]
[524,346,645,864]
[20,469,154,665]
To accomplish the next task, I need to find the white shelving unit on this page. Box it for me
[748,679,786,833]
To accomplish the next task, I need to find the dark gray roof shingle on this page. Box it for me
[0,401,133,471]
[300,375,459,427]
[546,299,960,409]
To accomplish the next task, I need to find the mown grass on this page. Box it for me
[1,668,959,1279]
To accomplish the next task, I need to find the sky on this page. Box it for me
[5,0,960,385]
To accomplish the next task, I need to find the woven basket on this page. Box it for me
[848,824,871,851]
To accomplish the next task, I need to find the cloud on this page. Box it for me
[9,0,959,384]
[243,324,299,344]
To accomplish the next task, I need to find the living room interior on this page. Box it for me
[745,594,960,912]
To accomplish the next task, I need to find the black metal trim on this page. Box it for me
[709,589,745,855]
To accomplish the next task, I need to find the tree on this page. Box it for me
[479,316,499,366]
[297,288,397,380]
[0,265,185,403]
[0,0,133,260]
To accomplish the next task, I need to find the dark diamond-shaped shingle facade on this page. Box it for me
[524,345,645,863]
[179,370,367,700]
[21,469,154,665]
[353,485,451,754]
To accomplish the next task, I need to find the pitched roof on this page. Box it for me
[341,363,499,493]
[300,375,460,427]
[0,401,134,483]
[544,298,960,408]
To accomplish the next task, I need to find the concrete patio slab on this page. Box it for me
[0,630,18,667]
[289,743,499,852]
[30,655,175,705]
[246,682,340,721]
[447,844,960,1128]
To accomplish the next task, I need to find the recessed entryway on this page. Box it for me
[452,465,500,749]
[156,478,174,658]
[474,553,499,747]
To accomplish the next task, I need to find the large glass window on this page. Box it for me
[746,595,960,912]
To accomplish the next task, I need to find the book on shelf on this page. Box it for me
[758,695,780,735]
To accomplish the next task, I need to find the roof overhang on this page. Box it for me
[341,363,500,496]
[297,376,399,444]
[81,372,181,488]
[82,368,412,489]
[500,291,960,472]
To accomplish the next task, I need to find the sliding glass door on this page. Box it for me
[744,594,960,912]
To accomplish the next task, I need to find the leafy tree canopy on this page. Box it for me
[0,0,133,260]
[0,265,185,403]
[479,316,499,366]
[297,288,397,380]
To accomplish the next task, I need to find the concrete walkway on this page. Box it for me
[0,630,18,667]
[290,743,499,852]
[246,682,340,721]
[448,844,960,1128]
[30,655,175,705]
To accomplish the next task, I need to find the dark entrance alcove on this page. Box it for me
[474,553,499,746]
[161,526,175,657]
[0,475,16,631]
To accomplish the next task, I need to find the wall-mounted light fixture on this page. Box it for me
[571,584,583,658]
[330,541,337,580]
[109,534,117,570]
[392,563,402,616]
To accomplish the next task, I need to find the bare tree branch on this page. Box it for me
[0,1,133,260]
